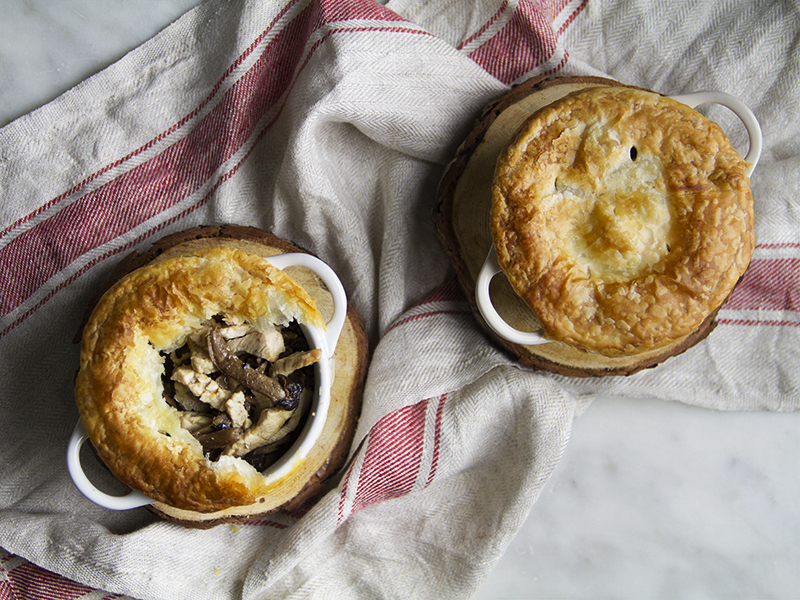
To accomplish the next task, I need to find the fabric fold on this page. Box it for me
[0,0,797,598]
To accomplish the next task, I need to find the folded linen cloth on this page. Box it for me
[0,0,797,599]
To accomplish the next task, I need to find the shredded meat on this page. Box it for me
[222,407,293,457]
[270,349,322,378]
[160,316,320,471]
[227,329,284,361]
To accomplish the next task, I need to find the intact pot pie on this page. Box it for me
[490,86,755,356]
[75,245,330,514]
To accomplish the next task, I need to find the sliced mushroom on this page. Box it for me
[163,317,316,470]
[192,413,243,450]
[195,426,243,449]
[207,325,287,402]
[273,375,303,411]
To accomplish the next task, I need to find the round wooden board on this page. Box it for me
[77,225,368,528]
[433,76,721,377]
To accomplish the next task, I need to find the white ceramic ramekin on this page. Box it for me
[475,91,762,347]
[67,252,347,511]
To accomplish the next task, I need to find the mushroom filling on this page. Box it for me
[160,315,320,472]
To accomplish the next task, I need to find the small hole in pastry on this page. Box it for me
[630,146,638,161]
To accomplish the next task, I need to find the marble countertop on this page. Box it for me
[1,2,798,599]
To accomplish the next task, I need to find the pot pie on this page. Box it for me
[491,86,755,356]
[74,245,328,513]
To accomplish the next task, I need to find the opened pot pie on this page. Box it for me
[74,245,327,513]
[491,86,755,356]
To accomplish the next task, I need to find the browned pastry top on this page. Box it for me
[491,86,754,356]
[74,246,325,513]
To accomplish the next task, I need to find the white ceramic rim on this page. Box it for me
[66,252,347,511]
[475,246,550,346]
[475,90,763,347]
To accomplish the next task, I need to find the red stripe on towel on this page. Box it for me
[0,0,304,243]
[458,0,510,50]
[0,4,315,318]
[717,317,800,327]
[320,0,406,22]
[384,279,470,333]
[0,3,428,334]
[0,0,403,243]
[756,242,800,250]
[350,399,427,514]
[723,258,800,312]
[466,0,585,83]
[419,277,466,304]
[0,583,13,600]
[556,0,587,35]
[4,562,95,600]
[468,0,557,83]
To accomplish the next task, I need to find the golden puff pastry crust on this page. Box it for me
[75,246,325,512]
[491,86,754,356]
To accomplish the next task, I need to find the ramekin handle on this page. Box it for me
[265,253,347,358]
[66,420,152,510]
[475,248,550,346]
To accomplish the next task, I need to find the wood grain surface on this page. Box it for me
[77,225,368,527]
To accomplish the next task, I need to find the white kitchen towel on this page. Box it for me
[0,0,797,599]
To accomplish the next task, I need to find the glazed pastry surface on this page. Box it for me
[491,86,754,355]
[75,246,324,512]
